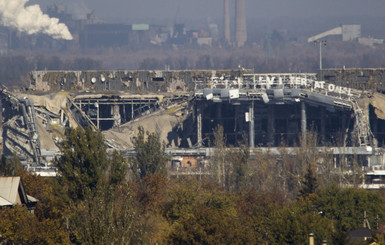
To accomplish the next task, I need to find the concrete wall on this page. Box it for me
[323,68,385,92]
[29,69,246,93]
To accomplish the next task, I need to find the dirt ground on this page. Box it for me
[103,108,186,150]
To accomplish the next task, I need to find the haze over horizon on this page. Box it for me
[27,0,385,41]
[33,0,385,23]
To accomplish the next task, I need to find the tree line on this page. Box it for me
[0,126,385,244]
[3,39,385,89]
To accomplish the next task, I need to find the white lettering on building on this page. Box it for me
[265,76,353,95]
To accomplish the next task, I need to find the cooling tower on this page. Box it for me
[235,0,247,47]
[224,0,231,45]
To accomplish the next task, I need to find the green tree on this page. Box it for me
[162,179,256,244]
[315,185,385,244]
[131,126,167,180]
[0,154,7,175]
[55,127,143,243]
[269,198,333,245]
[55,127,108,202]
[0,153,22,176]
[131,174,170,243]
[235,189,287,244]
[0,205,70,245]
[18,170,69,223]
[133,173,169,213]
[71,182,144,245]
[299,163,318,198]
[0,170,71,245]
[109,150,128,185]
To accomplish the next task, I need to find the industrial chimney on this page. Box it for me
[224,0,231,45]
[235,0,247,47]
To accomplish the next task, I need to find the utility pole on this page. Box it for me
[314,40,327,80]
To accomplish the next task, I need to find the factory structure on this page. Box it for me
[2,2,384,53]
[224,0,247,47]
[0,1,248,54]
[2,68,385,188]
[3,1,385,54]
[308,24,384,47]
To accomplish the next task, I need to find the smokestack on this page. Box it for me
[235,0,247,47]
[224,0,230,45]
[0,0,73,40]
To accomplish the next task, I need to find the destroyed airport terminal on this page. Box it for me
[3,68,385,186]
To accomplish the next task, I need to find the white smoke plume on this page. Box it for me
[0,0,73,40]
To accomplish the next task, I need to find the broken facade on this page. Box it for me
[3,68,385,184]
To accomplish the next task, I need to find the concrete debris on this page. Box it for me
[371,93,385,120]
[3,69,385,182]
[103,105,188,150]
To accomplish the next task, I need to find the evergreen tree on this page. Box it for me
[299,163,318,198]
[55,127,108,202]
[131,126,167,180]
[54,127,143,243]
[109,150,128,185]
[0,154,9,176]
[0,153,22,176]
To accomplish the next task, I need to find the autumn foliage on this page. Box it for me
[1,127,385,244]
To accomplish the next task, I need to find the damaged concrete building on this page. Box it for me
[3,68,385,185]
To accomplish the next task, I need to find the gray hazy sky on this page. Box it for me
[33,0,385,24]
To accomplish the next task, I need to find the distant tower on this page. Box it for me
[235,0,247,47]
[224,0,231,45]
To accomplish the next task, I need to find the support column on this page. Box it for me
[321,107,326,145]
[112,104,121,128]
[234,106,238,140]
[122,103,126,123]
[96,100,100,129]
[267,105,275,146]
[197,102,203,147]
[131,100,134,120]
[87,100,90,116]
[373,116,379,147]
[341,112,347,146]
[301,102,307,144]
[217,103,223,127]
[249,101,255,148]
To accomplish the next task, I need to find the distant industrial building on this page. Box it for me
[223,0,247,47]
[358,37,384,47]
[0,4,227,52]
[0,1,251,52]
[308,24,384,47]
[308,25,361,43]
[80,23,152,49]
